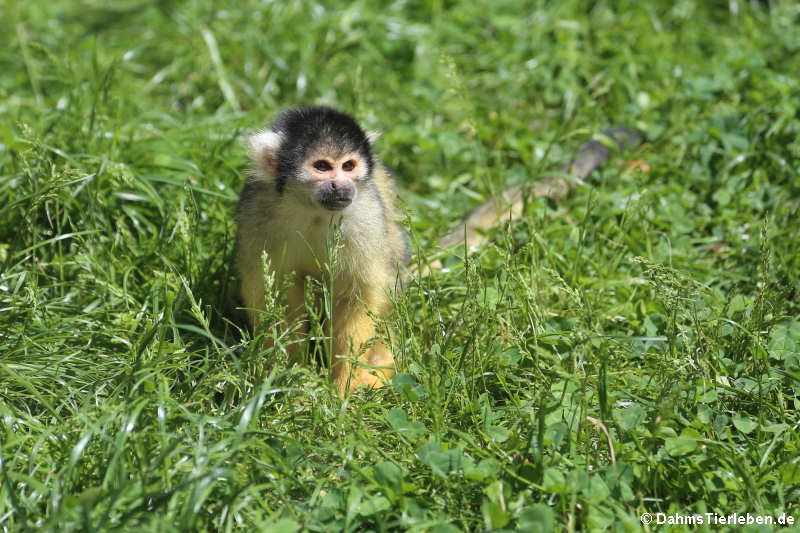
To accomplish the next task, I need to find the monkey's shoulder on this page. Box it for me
[370,162,408,245]
[236,178,275,214]
[370,162,398,196]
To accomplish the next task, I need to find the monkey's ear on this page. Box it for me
[248,130,283,178]
[366,130,381,144]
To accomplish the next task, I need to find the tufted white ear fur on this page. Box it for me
[366,130,381,144]
[247,130,283,179]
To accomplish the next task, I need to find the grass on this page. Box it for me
[1,0,799,531]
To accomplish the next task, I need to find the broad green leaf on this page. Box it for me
[664,435,698,456]
[616,403,646,431]
[732,414,757,434]
[518,504,555,533]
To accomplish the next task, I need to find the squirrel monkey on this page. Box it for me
[236,106,409,397]
[236,105,641,396]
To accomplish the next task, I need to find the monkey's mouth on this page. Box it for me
[321,198,352,210]
[319,192,353,211]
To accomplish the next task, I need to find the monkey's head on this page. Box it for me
[248,106,378,211]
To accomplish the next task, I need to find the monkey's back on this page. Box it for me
[371,164,410,270]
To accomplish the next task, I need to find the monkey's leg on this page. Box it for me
[330,294,395,397]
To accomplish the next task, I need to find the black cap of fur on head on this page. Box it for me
[271,106,375,192]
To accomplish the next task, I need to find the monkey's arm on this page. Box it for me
[435,127,644,254]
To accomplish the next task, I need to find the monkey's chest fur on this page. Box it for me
[235,179,406,324]
[248,201,389,288]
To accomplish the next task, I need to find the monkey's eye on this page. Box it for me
[313,160,332,172]
[342,160,356,172]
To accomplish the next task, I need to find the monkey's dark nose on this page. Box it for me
[319,180,354,210]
